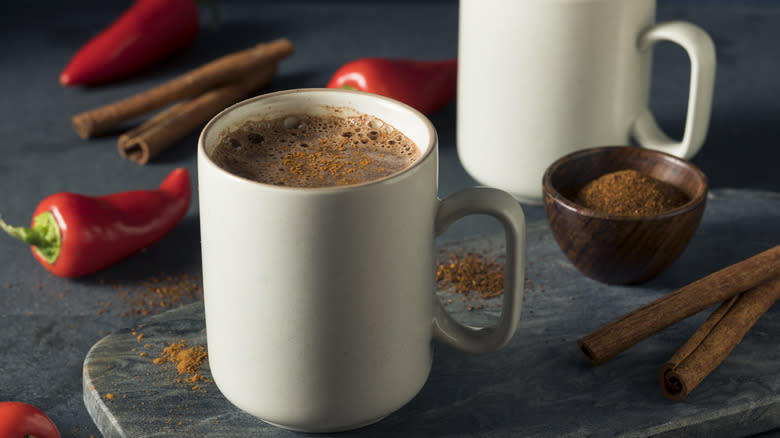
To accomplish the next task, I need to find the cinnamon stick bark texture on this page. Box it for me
[73,38,293,139]
[660,276,780,401]
[578,244,780,365]
[118,65,277,164]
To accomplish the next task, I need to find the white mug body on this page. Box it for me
[198,89,528,432]
[199,89,439,431]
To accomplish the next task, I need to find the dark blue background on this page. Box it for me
[0,1,777,436]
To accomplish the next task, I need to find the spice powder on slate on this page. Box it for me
[436,251,505,298]
[574,169,689,216]
[153,340,208,387]
[106,272,203,317]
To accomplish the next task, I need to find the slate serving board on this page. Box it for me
[84,189,780,437]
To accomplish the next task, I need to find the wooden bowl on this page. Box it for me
[542,146,708,285]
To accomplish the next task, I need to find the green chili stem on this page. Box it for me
[0,211,61,264]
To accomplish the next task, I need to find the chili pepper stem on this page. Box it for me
[0,212,61,264]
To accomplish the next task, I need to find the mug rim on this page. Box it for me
[198,88,438,192]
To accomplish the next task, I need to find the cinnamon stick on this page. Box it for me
[578,244,780,365]
[660,276,780,400]
[73,38,293,139]
[117,101,191,150]
[118,65,277,164]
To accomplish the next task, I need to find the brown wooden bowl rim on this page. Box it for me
[542,146,708,221]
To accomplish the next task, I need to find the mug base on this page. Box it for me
[511,195,543,206]
[261,414,388,433]
[460,166,542,205]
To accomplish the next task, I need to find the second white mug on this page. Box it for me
[457,0,716,203]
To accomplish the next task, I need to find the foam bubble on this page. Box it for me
[247,133,264,144]
[284,117,301,129]
[368,118,383,129]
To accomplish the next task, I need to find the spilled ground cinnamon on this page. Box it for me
[436,251,505,298]
[153,340,208,389]
[103,271,203,317]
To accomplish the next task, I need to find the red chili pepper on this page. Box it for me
[0,168,191,278]
[0,401,61,438]
[60,0,200,87]
[326,57,458,115]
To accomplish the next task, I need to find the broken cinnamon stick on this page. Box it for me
[661,276,780,400]
[73,38,293,139]
[117,101,191,151]
[118,65,277,164]
[578,244,780,365]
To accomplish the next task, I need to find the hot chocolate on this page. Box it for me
[210,112,421,188]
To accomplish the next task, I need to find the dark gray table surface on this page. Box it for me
[80,194,780,437]
[0,1,778,437]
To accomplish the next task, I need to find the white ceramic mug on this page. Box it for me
[457,0,716,203]
[198,88,527,432]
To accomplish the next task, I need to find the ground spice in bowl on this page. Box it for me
[574,169,689,216]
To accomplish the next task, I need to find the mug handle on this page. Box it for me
[432,187,526,353]
[631,21,716,160]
